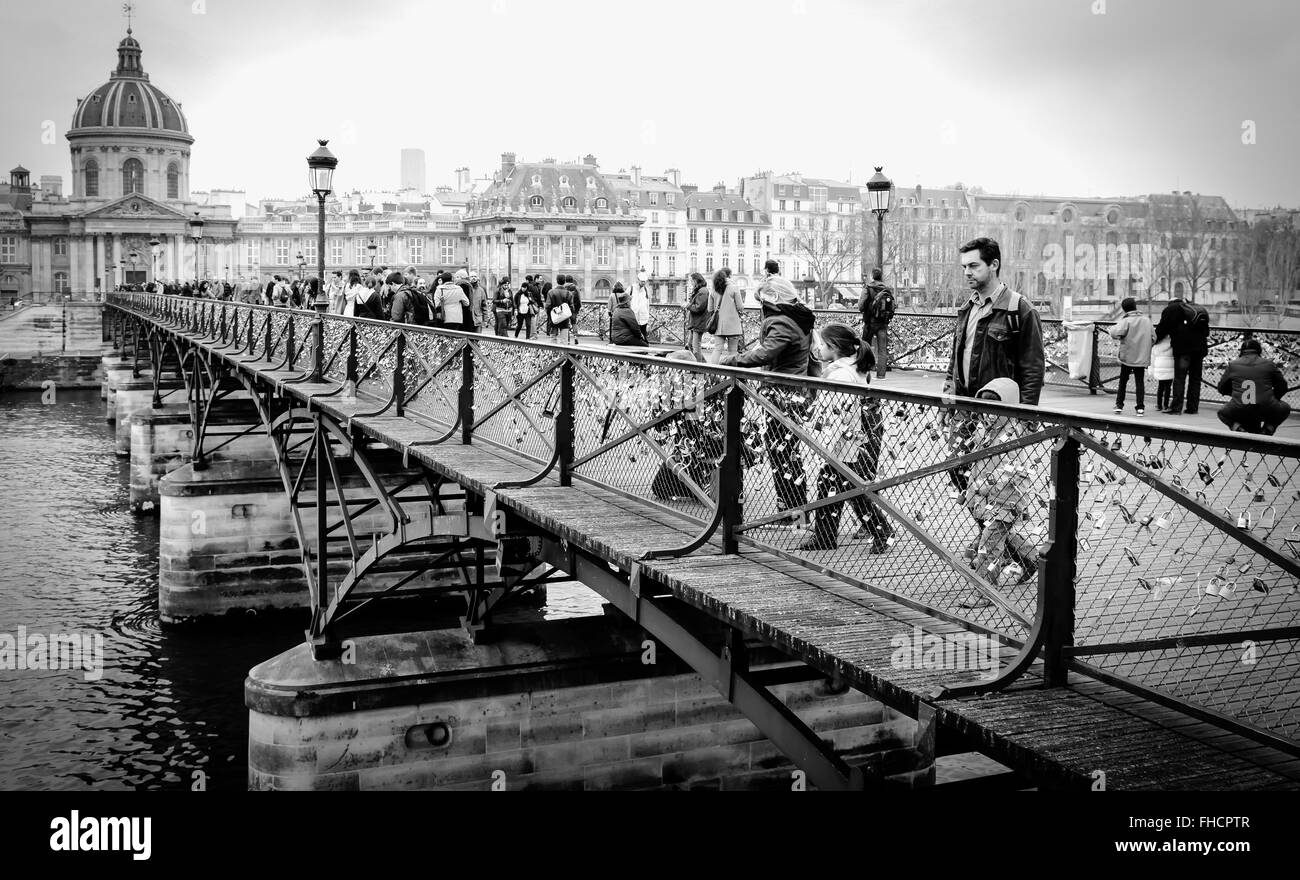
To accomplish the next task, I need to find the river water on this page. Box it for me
[0,388,603,791]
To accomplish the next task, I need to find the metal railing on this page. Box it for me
[109,292,1300,755]
[571,303,1300,405]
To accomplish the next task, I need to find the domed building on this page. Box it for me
[0,28,237,301]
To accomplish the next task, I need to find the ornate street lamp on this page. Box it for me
[307,139,337,313]
[866,166,893,281]
[188,211,205,283]
[297,252,307,284]
[502,225,516,287]
[367,238,377,272]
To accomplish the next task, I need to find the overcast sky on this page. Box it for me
[3,0,1297,208]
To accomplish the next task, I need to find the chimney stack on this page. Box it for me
[455,167,471,191]
[631,166,641,187]
[501,153,517,176]
[583,154,598,167]
[665,168,681,187]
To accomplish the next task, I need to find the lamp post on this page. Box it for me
[865,165,893,283]
[128,251,139,290]
[297,253,306,283]
[367,238,377,273]
[118,260,126,292]
[188,212,205,284]
[502,225,516,286]
[149,236,161,288]
[307,139,338,313]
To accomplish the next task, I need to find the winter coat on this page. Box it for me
[1216,352,1288,406]
[390,285,418,324]
[960,377,1035,525]
[434,282,469,328]
[630,284,651,326]
[352,288,385,321]
[1151,338,1175,381]
[1107,310,1154,367]
[711,281,745,337]
[610,305,648,346]
[686,283,711,333]
[722,301,815,375]
[468,283,489,328]
[944,286,1045,406]
[546,287,573,330]
[1155,298,1209,357]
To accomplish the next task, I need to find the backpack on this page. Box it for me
[871,289,896,325]
[1182,300,1210,338]
[411,289,432,325]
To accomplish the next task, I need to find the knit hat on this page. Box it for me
[1241,338,1262,354]
[975,377,1020,403]
[453,269,469,281]
[1121,296,1137,312]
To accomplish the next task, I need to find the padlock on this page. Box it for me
[1123,546,1139,566]
[1093,514,1106,531]
[1237,510,1253,530]
[1172,475,1184,489]
[1111,437,1122,452]
[1134,452,1149,467]
[1238,560,1254,575]
[1111,489,1124,506]
[1198,462,1214,486]
[1205,575,1229,598]
[1260,506,1277,531]
[1253,486,1266,503]
[1094,487,1107,504]
[1267,474,1282,487]
[1194,490,1207,505]
[1154,510,1171,529]
[1252,577,1270,595]
[1118,504,1136,525]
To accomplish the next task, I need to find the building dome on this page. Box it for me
[68,31,190,139]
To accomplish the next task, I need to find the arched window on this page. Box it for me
[594,197,608,210]
[561,196,576,210]
[122,158,144,195]
[167,162,179,199]
[558,175,569,188]
[85,160,99,197]
[529,195,544,210]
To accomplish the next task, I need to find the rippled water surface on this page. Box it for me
[0,388,602,790]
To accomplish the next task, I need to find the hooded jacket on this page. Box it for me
[723,300,815,375]
[686,282,711,333]
[1155,298,1209,357]
[434,281,469,327]
[944,285,1045,406]
[1107,309,1154,368]
[859,280,894,330]
[962,377,1033,525]
[610,304,648,346]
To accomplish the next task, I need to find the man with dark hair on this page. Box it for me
[858,267,894,379]
[944,237,1045,406]
[1216,338,1291,434]
[1155,288,1211,414]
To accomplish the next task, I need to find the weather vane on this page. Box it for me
[123,2,134,34]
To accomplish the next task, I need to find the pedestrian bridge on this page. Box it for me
[105,293,1300,790]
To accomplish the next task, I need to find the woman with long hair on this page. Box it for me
[685,271,710,362]
[799,322,893,553]
[708,267,745,364]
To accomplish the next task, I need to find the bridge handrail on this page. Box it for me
[108,292,1300,755]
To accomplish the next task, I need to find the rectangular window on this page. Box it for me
[596,238,611,267]
[651,231,660,248]
[666,193,675,206]
[0,236,17,263]
[651,211,659,224]
[705,229,714,244]
[563,236,578,266]
[356,238,368,263]
[779,216,786,229]
[530,235,546,265]
[330,239,344,266]
[666,232,676,249]
[753,230,762,246]
[53,238,67,256]
[811,186,827,213]
[753,256,760,274]
[648,192,659,206]
[408,236,424,264]
[376,238,388,263]
[303,239,317,265]
[794,201,801,212]
[652,255,660,275]
[689,228,698,245]
[722,229,730,245]
[705,254,714,273]
[275,238,290,265]
[667,256,676,276]
[246,239,259,267]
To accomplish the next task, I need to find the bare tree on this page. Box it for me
[787,212,866,308]
[1148,193,1221,303]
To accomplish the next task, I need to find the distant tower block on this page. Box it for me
[401,148,426,194]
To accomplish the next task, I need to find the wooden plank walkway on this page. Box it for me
[166,322,1300,790]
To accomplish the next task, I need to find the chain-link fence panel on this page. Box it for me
[402,332,463,428]
[468,338,561,462]
[570,354,725,523]
[1071,428,1300,743]
[353,323,400,403]
[733,379,1047,638]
